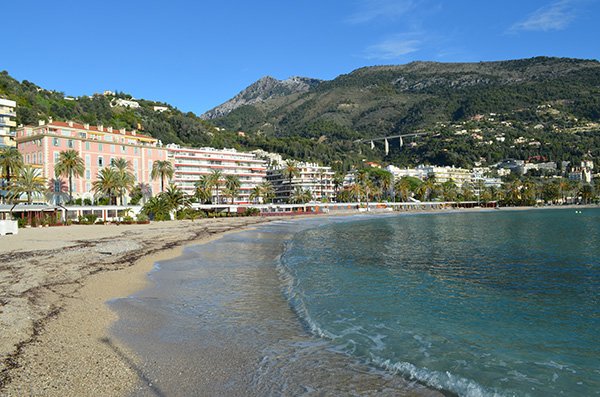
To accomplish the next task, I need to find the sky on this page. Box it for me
[3,0,599,114]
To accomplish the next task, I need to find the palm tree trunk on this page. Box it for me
[69,173,73,203]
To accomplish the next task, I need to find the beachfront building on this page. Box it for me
[15,120,167,203]
[167,144,267,204]
[267,162,334,203]
[0,98,17,148]
[386,164,473,187]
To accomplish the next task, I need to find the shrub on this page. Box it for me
[17,218,27,228]
[83,198,92,206]
[136,213,149,223]
[245,207,261,216]
[122,215,134,224]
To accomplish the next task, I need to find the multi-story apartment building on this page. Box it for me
[267,162,334,203]
[16,120,168,202]
[0,98,17,148]
[386,164,473,187]
[167,144,267,204]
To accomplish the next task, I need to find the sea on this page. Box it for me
[110,208,600,397]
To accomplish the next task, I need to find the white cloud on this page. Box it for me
[347,0,417,24]
[510,0,577,32]
[364,35,421,60]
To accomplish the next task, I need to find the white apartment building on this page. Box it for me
[386,164,473,187]
[0,98,17,148]
[267,162,334,203]
[167,144,267,204]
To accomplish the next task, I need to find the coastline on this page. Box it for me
[0,204,596,395]
[0,217,281,396]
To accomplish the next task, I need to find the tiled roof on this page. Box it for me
[45,121,155,140]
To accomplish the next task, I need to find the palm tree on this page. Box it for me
[9,166,46,204]
[113,158,135,205]
[93,167,119,205]
[0,147,23,203]
[142,195,172,221]
[54,149,85,203]
[46,178,70,206]
[290,187,312,204]
[151,160,174,193]
[194,175,212,204]
[131,182,152,205]
[317,168,328,201]
[332,172,345,198]
[162,184,191,215]
[208,169,223,204]
[259,181,275,203]
[249,185,262,204]
[283,160,300,194]
[394,177,413,202]
[579,184,594,204]
[224,174,241,204]
[347,183,364,204]
[441,180,458,202]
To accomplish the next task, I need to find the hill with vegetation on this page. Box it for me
[2,57,600,172]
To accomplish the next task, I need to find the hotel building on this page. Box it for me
[16,120,168,202]
[167,144,267,204]
[267,162,334,203]
[0,98,17,148]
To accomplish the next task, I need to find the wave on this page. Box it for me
[276,241,508,397]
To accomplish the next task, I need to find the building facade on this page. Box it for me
[167,144,267,204]
[267,162,334,203]
[16,121,167,202]
[0,98,17,148]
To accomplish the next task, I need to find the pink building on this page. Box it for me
[16,120,168,203]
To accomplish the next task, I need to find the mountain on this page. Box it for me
[209,57,600,168]
[2,57,600,171]
[201,76,322,119]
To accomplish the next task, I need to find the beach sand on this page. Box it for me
[0,217,278,396]
[1,205,592,396]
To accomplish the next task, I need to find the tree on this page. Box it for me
[54,149,85,203]
[151,160,174,192]
[0,147,23,203]
[141,195,172,221]
[249,185,262,204]
[440,180,458,202]
[9,166,46,204]
[347,183,364,204]
[93,167,119,205]
[259,181,275,203]
[130,182,152,205]
[332,172,345,197]
[579,184,594,204]
[290,186,312,204]
[224,174,241,204]
[395,177,420,202]
[208,169,223,204]
[194,175,212,204]
[113,158,135,205]
[162,184,190,216]
[283,160,300,193]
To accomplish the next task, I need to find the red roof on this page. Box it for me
[43,121,155,140]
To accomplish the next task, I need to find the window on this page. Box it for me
[86,182,91,192]
[110,145,115,153]
[54,152,59,163]
[61,129,70,137]
[85,141,90,150]
[53,137,59,147]
[85,170,91,180]
[67,140,74,148]
[98,143,103,151]
[121,145,126,153]
[85,155,91,166]
[134,147,139,155]
[110,157,115,166]
[98,156,104,167]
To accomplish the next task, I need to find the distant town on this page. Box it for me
[0,96,598,228]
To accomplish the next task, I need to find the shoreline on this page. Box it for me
[0,205,597,395]
[0,217,282,396]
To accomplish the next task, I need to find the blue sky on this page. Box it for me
[3,0,599,114]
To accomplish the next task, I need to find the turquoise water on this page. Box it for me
[280,209,600,396]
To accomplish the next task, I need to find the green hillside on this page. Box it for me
[2,57,600,172]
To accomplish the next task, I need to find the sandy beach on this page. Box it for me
[0,217,282,396]
[0,205,594,396]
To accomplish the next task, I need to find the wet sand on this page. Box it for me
[0,217,278,396]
